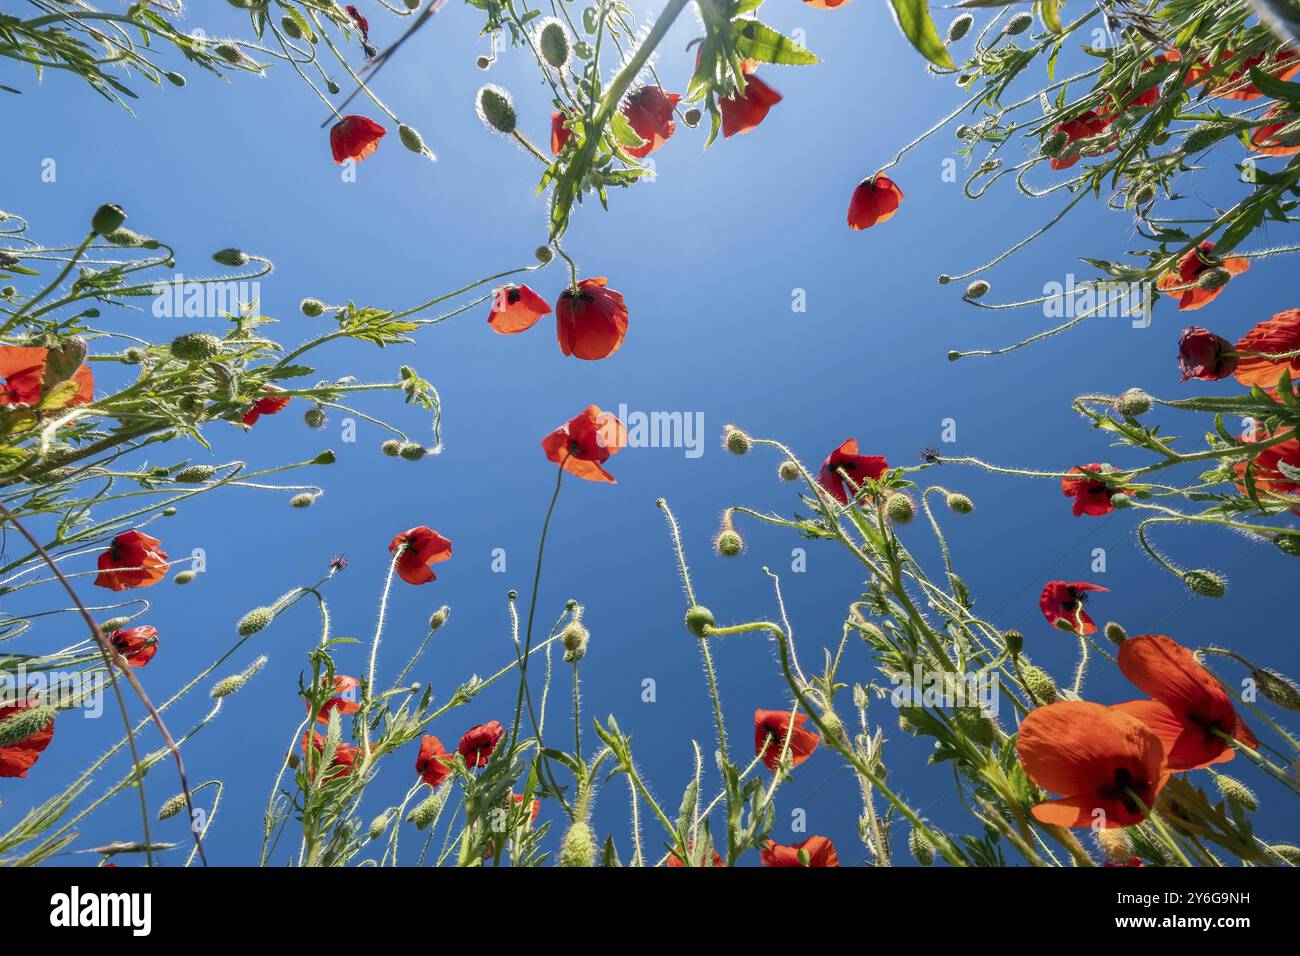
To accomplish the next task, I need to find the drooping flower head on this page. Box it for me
[1178,326,1238,381]
[94,530,169,591]
[760,836,840,867]
[416,734,454,787]
[311,675,361,724]
[847,175,904,230]
[540,404,627,483]
[1112,635,1256,771]
[457,720,504,768]
[487,284,552,334]
[242,386,291,426]
[754,709,820,772]
[1234,309,1300,388]
[1157,242,1249,311]
[719,64,782,138]
[330,115,387,164]
[1016,700,1168,828]
[1039,580,1107,635]
[1061,463,1120,517]
[0,697,55,778]
[817,438,889,504]
[110,625,158,668]
[556,277,629,360]
[621,86,681,158]
[389,526,453,585]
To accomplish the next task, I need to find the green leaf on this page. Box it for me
[1248,66,1300,104]
[731,20,819,66]
[1039,0,1062,34]
[888,0,955,70]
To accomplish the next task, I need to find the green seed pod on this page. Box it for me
[909,824,935,866]
[557,820,596,867]
[539,19,571,69]
[0,705,55,747]
[778,460,800,482]
[477,85,517,135]
[290,493,316,508]
[399,124,434,159]
[947,14,973,43]
[946,492,974,514]
[1004,629,1024,656]
[714,529,744,557]
[157,792,188,821]
[1183,569,1226,598]
[534,245,554,264]
[300,298,325,317]
[964,280,990,299]
[174,465,217,483]
[381,439,403,457]
[429,606,450,632]
[685,605,715,638]
[1253,668,1300,711]
[327,79,341,95]
[885,493,914,525]
[280,15,303,39]
[1213,774,1258,813]
[1103,621,1128,645]
[1115,388,1152,418]
[91,204,127,236]
[1021,663,1058,705]
[683,108,702,128]
[173,570,197,585]
[236,607,274,637]
[304,407,326,429]
[723,425,750,455]
[170,332,222,362]
[211,656,267,699]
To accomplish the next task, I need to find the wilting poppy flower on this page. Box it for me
[667,841,725,867]
[345,4,369,40]
[1178,326,1238,381]
[1157,242,1249,311]
[488,283,551,334]
[1250,104,1300,156]
[541,404,627,483]
[1016,700,1168,828]
[330,115,387,164]
[1187,48,1300,100]
[847,175,904,230]
[0,698,55,778]
[1234,433,1300,512]
[94,530,169,591]
[302,731,357,781]
[1112,634,1256,771]
[550,111,574,154]
[817,438,889,504]
[1061,463,1120,517]
[0,345,94,408]
[760,836,840,867]
[754,709,820,772]
[1234,309,1300,388]
[242,387,291,426]
[389,526,453,585]
[457,720,504,768]
[720,66,782,138]
[416,734,454,787]
[311,675,360,724]
[110,625,158,668]
[1039,580,1107,635]
[1049,110,1112,170]
[621,86,680,158]
[556,277,629,360]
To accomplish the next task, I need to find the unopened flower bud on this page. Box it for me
[170,332,221,362]
[1004,629,1023,656]
[562,623,589,663]
[91,204,127,236]
[1095,827,1134,863]
[714,528,744,557]
[304,407,326,428]
[1253,668,1300,711]
[99,616,131,633]
[476,55,492,70]
[399,124,435,159]
[1214,774,1258,812]
[909,825,935,866]
[399,442,427,461]
[964,280,990,299]
[885,493,914,525]
[1275,534,1300,557]
[157,792,188,821]
[429,606,450,632]
[683,108,702,127]
[1021,663,1058,705]
[211,656,267,698]
[723,425,750,455]
[1270,844,1300,865]
[557,820,596,867]
[381,439,403,457]
[477,85,517,134]
[1041,130,1069,158]
[408,792,443,829]
[539,19,570,69]
[1115,388,1151,417]
[368,812,391,840]
[300,298,325,317]
[947,14,973,42]
[174,570,196,585]
[313,449,336,465]
[165,72,186,87]
[290,493,316,508]
[0,705,55,747]
[685,605,715,638]
[212,248,248,267]
[280,16,303,39]
[778,460,800,482]
[1104,622,1127,645]
[215,43,243,64]
[534,245,554,264]
[174,465,217,483]
[946,493,973,514]
[1183,569,1226,598]
[1197,267,1231,291]
[1005,12,1033,35]
[236,607,274,637]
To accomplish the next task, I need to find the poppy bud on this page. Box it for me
[1183,569,1226,598]
[778,460,800,482]
[1134,183,1156,206]
[381,439,403,457]
[683,108,702,127]
[1095,827,1134,863]
[399,442,427,461]
[1103,621,1127,645]
[157,792,187,821]
[211,656,267,698]
[170,332,221,362]
[954,708,996,746]
[1114,388,1151,417]
[327,80,341,95]
[104,227,146,247]
[173,570,196,585]
[558,820,596,867]
[885,493,914,524]
[1253,668,1300,711]
[714,529,744,557]
[1021,663,1058,705]
[91,203,127,235]
[1213,774,1258,812]
[300,298,325,317]
[429,606,450,632]
[212,248,248,267]
[946,492,973,514]
[909,825,935,866]
[1005,12,1033,35]
[947,351,962,362]
[955,124,974,139]
[477,85,517,134]
[290,493,316,508]
[407,792,443,829]
[1197,267,1232,291]
[174,465,217,483]
[964,280,990,299]
[313,450,336,465]
[539,19,570,69]
[1182,122,1235,154]
[858,621,885,644]
[215,43,242,64]
[281,16,303,39]
[399,124,435,159]
[100,616,131,633]
[562,623,589,663]
[304,407,326,428]
[0,704,55,748]
[947,13,973,42]
[685,605,715,638]
[1275,534,1300,557]
[1271,845,1300,865]
[534,245,554,264]
[937,274,953,284]
[1004,629,1023,656]
[723,425,750,455]
[368,812,391,840]
[237,606,274,637]
[165,71,186,87]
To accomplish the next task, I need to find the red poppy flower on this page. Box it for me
[1049,110,1112,170]
[802,0,853,7]
[457,720,504,768]
[1234,309,1300,388]
[1187,48,1300,101]
[1157,242,1249,311]
[667,841,725,867]
[1061,463,1119,517]
[540,404,628,483]
[550,111,574,154]
[345,4,369,40]
[1016,701,1168,828]
[241,386,291,426]
[621,86,681,158]
[0,697,55,778]
[94,530,169,591]
[817,438,889,504]
[511,792,541,824]
[110,625,158,668]
[1178,326,1238,381]
[1250,104,1300,156]
[720,67,782,138]
[1234,433,1300,512]
[1105,856,1146,867]
[0,345,94,407]
[487,283,552,334]
[754,709,820,772]
[302,731,358,781]
[416,734,454,787]
[846,175,904,230]
[760,836,840,867]
[556,277,629,360]
[311,675,360,724]
[1112,51,1180,111]
[389,526,453,585]
[1039,580,1107,635]
[1111,634,1256,771]
[330,115,387,164]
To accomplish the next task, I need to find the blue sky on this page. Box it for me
[2,1,1297,865]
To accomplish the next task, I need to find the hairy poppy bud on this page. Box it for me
[477,85,517,134]
[99,616,131,633]
[211,656,267,698]
[558,820,596,867]
[237,607,274,637]
[399,124,435,159]
[407,792,443,829]
[1253,668,1300,711]
[300,298,325,317]
[953,708,996,746]
[562,623,589,663]
[1197,267,1232,291]
[1021,663,1057,705]
[174,465,217,483]
[91,203,127,236]
[0,704,55,748]
[313,450,336,465]
[885,493,914,524]
[1115,388,1151,417]
[1275,534,1300,557]
[778,460,800,482]
[212,248,248,267]
[937,274,953,285]
[723,425,750,455]
[290,493,315,508]
[1271,844,1300,865]
[683,108,702,127]
[104,227,146,247]
[685,605,715,638]
[281,15,303,39]
[215,43,242,64]
[1005,12,1033,35]
[399,442,427,461]
[304,407,326,428]
[1095,827,1134,863]
[1183,569,1225,598]
[1183,122,1235,154]
[1214,774,1258,813]
[947,13,973,42]
[165,71,186,87]
[327,80,341,95]
[368,812,391,840]
[714,529,744,557]
[909,824,935,866]
[381,439,403,457]
[157,792,188,821]
[1133,183,1156,206]
[947,350,962,362]
[946,492,973,514]
[964,280,990,299]
[539,19,570,69]
[170,332,221,362]
[534,245,554,264]
[429,606,450,632]
[173,570,196,585]
[1004,629,1023,656]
